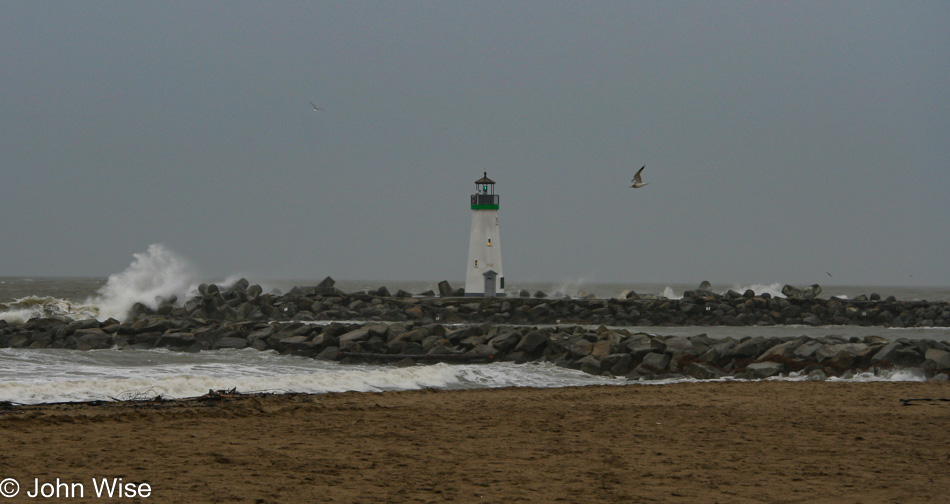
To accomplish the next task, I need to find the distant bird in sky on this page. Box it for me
[310,101,325,112]
[826,271,832,278]
[630,165,648,188]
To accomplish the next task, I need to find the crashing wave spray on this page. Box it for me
[88,244,200,321]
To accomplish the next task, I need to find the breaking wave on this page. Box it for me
[0,244,215,323]
[89,243,199,321]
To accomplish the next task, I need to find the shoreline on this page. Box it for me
[1,382,948,503]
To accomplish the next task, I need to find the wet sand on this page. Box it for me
[1,381,948,503]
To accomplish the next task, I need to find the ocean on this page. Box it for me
[2,247,949,405]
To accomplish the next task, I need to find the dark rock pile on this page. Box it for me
[1,316,948,381]
[1,277,949,381]
[126,277,949,328]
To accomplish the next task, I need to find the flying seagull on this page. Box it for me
[630,165,648,188]
[310,102,325,112]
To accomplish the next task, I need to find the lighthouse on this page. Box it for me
[465,172,504,296]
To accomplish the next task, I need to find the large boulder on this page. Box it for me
[604,354,634,375]
[75,328,112,350]
[213,336,248,350]
[725,337,772,360]
[575,355,602,375]
[746,361,785,379]
[515,331,548,354]
[640,352,671,372]
[156,332,196,348]
[782,284,822,300]
[315,276,336,294]
[924,348,950,371]
[685,362,726,380]
[338,327,373,346]
[438,281,455,297]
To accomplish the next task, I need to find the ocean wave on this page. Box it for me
[0,244,246,323]
[88,243,200,321]
[0,296,99,323]
[0,346,935,405]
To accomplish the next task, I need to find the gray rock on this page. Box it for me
[746,361,785,379]
[924,348,950,370]
[816,343,868,363]
[605,354,634,375]
[394,358,416,368]
[8,333,32,348]
[759,340,799,361]
[640,352,671,372]
[576,355,602,375]
[685,362,725,380]
[491,331,521,352]
[806,368,828,381]
[315,276,336,292]
[590,340,612,360]
[663,336,694,354]
[75,329,112,350]
[213,336,248,350]
[515,331,548,354]
[871,342,903,364]
[727,337,772,359]
[793,341,823,360]
[29,332,53,349]
[569,340,594,359]
[438,281,455,297]
[624,335,656,356]
[278,335,310,350]
[66,319,101,334]
[315,346,340,360]
[338,327,373,345]
[782,284,821,300]
[156,332,196,348]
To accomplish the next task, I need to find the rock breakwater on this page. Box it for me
[1,277,948,381]
[130,278,950,328]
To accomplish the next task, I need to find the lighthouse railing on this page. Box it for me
[471,194,500,206]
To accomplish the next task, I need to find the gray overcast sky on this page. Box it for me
[2,1,948,287]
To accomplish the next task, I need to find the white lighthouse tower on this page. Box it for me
[465,172,504,297]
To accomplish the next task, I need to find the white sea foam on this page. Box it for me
[827,369,928,382]
[0,348,625,404]
[0,348,461,404]
[661,286,682,299]
[0,296,99,323]
[1,346,933,405]
[0,244,221,323]
[87,244,200,321]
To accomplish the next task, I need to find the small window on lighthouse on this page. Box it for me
[487,238,492,246]
[474,260,478,267]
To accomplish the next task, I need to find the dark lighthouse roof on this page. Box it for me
[475,172,495,184]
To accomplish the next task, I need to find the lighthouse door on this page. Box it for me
[483,270,497,297]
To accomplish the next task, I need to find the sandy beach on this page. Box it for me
[1,381,948,503]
